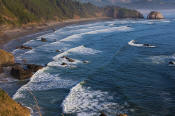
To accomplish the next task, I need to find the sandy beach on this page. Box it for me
[0,17,111,51]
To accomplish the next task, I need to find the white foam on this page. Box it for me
[160,19,171,23]
[60,26,132,42]
[13,68,77,99]
[48,45,101,67]
[69,45,101,55]
[149,56,168,64]
[128,40,143,47]
[149,54,175,64]
[62,83,128,116]
[128,40,156,48]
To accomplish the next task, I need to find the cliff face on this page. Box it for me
[147,11,164,19]
[0,88,30,116]
[104,7,144,19]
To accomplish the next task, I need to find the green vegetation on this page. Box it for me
[0,88,30,116]
[0,0,143,27]
[0,0,101,26]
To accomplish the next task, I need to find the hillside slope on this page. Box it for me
[0,0,143,27]
[0,88,30,116]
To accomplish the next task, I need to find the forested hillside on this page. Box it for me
[0,0,143,26]
[0,0,101,26]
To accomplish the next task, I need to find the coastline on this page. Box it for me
[0,17,112,51]
[0,17,112,96]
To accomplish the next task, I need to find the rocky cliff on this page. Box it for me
[147,11,164,19]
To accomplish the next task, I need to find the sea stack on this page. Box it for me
[147,11,164,19]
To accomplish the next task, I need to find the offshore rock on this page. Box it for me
[147,11,164,19]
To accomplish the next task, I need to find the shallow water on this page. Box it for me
[6,19,175,116]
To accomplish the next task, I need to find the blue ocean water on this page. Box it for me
[9,19,175,116]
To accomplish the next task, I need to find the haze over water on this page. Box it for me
[5,18,175,116]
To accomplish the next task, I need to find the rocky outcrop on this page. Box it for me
[41,38,47,42]
[11,64,43,80]
[0,67,3,74]
[27,64,43,72]
[104,7,144,19]
[118,114,128,116]
[99,113,107,116]
[0,49,15,66]
[147,11,164,19]
[0,88,30,116]
[16,45,32,50]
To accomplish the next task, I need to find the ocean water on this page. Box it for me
[6,19,175,116]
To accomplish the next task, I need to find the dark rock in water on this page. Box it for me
[0,67,3,74]
[83,60,89,64]
[52,28,56,31]
[10,64,43,80]
[11,64,33,80]
[56,49,61,52]
[61,56,75,62]
[61,56,69,59]
[27,64,43,72]
[16,45,32,50]
[147,11,164,19]
[61,62,67,66]
[0,49,15,67]
[67,58,75,62]
[41,37,47,42]
[143,44,151,46]
[118,114,128,116]
[169,61,175,65]
[99,112,107,116]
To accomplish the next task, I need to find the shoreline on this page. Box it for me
[0,17,112,51]
[0,17,112,96]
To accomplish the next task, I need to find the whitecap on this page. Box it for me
[128,40,156,48]
[62,83,128,116]
[48,45,100,67]
[60,26,133,42]
[13,68,77,99]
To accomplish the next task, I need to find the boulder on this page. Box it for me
[61,56,75,62]
[0,67,3,74]
[27,64,43,72]
[56,49,61,52]
[99,113,107,116]
[10,64,43,80]
[0,49,15,66]
[61,62,67,66]
[147,11,164,19]
[169,61,175,65]
[0,88,30,116]
[67,58,75,62]
[83,60,89,64]
[41,38,47,42]
[118,114,128,116]
[11,64,33,80]
[16,45,32,50]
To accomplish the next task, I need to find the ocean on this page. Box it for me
[3,19,175,116]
